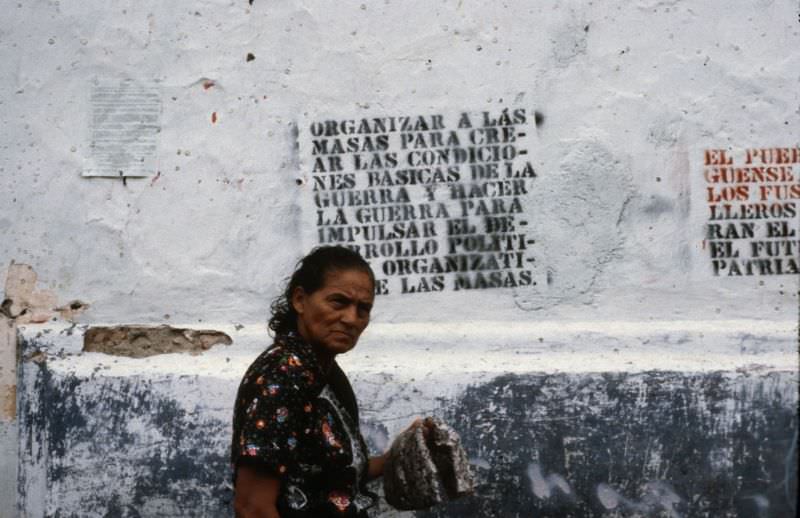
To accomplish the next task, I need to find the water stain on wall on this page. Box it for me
[18,341,234,516]
[416,372,798,517]
[15,331,799,517]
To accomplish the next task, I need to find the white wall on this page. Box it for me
[1,1,798,516]
[1,0,796,325]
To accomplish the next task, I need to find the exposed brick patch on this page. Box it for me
[83,325,232,358]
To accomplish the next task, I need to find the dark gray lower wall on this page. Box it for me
[420,372,798,518]
[19,362,236,517]
[17,336,798,517]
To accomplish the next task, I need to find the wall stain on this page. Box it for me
[17,332,798,517]
[3,262,58,324]
[533,111,545,128]
[416,372,798,517]
[642,195,675,216]
[18,339,234,516]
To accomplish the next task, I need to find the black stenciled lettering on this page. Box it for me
[367,166,460,187]
[316,221,439,244]
[406,145,517,167]
[312,155,343,173]
[712,257,799,276]
[453,269,533,290]
[310,115,446,137]
[309,109,538,294]
[764,220,797,238]
[708,202,797,220]
[459,197,523,217]
[750,239,800,258]
[400,274,446,294]
[705,222,756,240]
[400,131,461,150]
[481,108,526,127]
[449,179,529,199]
[313,173,355,191]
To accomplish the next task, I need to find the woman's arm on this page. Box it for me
[234,464,282,518]
[367,451,390,480]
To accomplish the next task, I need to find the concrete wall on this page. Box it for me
[1,0,798,517]
[1,315,18,516]
[14,324,798,517]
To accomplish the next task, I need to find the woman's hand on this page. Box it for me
[367,450,390,480]
[234,464,282,518]
[368,418,433,480]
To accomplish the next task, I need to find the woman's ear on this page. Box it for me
[291,286,306,315]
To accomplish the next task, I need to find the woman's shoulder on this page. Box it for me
[239,334,324,392]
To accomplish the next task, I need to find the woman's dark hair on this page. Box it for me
[268,245,375,336]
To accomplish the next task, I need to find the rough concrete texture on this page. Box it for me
[1,316,16,421]
[3,264,58,325]
[16,324,798,517]
[0,0,796,325]
[0,420,18,518]
[420,372,797,517]
[2,263,89,326]
[83,325,232,358]
[1,315,18,516]
[1,0,798,516]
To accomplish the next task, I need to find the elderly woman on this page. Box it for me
[231,246,390,518]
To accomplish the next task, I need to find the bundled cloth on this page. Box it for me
[383,417,475,510]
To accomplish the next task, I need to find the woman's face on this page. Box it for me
[292,268,374,360]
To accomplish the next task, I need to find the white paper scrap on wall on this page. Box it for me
[84,79,162,178]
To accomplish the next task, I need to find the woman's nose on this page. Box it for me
[340,305,359,324]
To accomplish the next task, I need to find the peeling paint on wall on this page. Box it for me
[83,325,232,358]
[2,263,88,325]
[16,330,798,517]
[0,315,16,421]
[3,263,59,324]
[18,351,234,516]
[1,383,15,423]
[0,313,18,514]
[417,372,798,518]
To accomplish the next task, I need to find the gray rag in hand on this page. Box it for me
[383,417,475,510]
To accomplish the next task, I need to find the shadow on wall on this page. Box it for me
[416,372,798,518]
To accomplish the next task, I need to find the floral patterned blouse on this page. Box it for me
[231,332,377,517]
